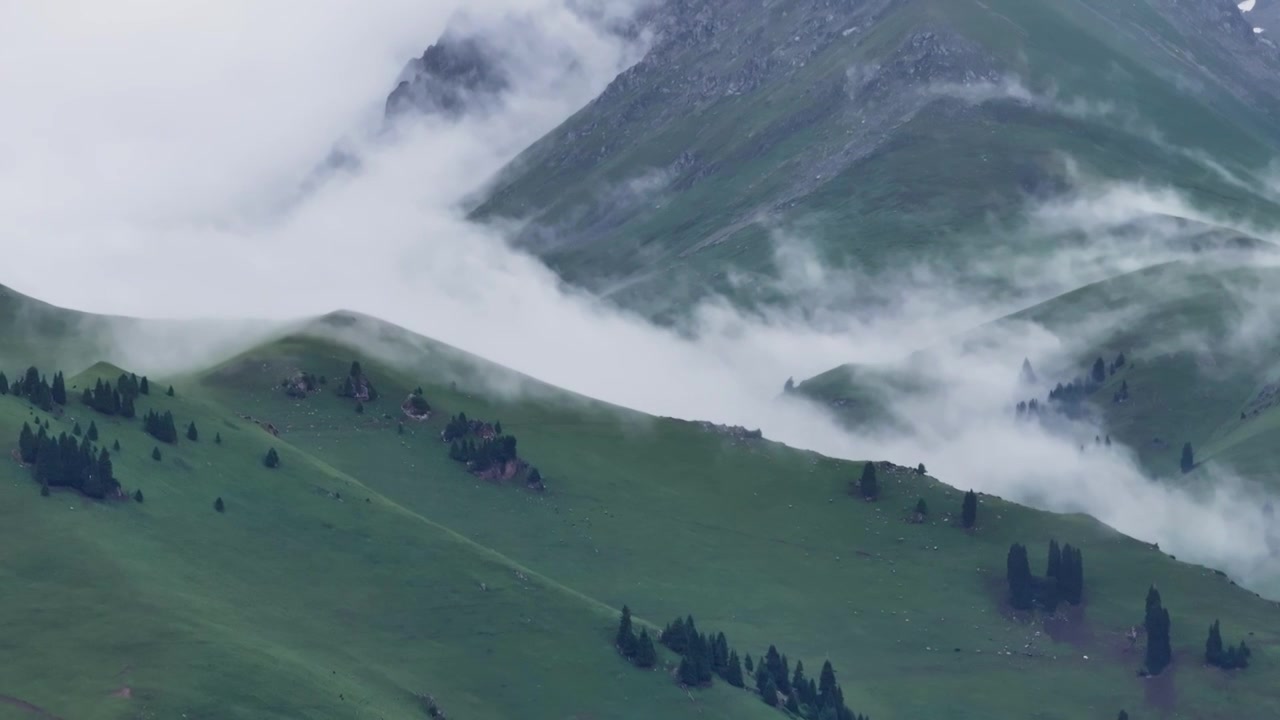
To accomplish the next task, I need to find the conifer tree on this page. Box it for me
[1118,712,1128,720]
[112,439,120,452]
[678,657,699,687]
[133,489,144,503]
[1006,543,1034,610]
[187,422,198,442]
[757,670,778,706]
[264,448,280,468]
[214,497,225,513]
[962,489,978,528]
[1091,357,1106,384]
[725,651,744,688]
[785,693,800,714]
[1046,539,1062,579]
[633,629,657,669]
[1144,586,1173,675]
[140,376,150,394]
[0,371,8,395]
[1205,619,1224,666]
[914,498,928,517]
[215,432,222,445]
[72,422,82,437]
[858,462,879,500]
[1180,442,1194,473]
[87,421,98,442]
[616,606,638,659]
[18,422,36,463]
[152,447,162,461]
[791,661,807,705]
[744,653,754,673]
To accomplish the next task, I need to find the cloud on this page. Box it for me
[2,5,1279,596]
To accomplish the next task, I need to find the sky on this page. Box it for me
[2,1,1279,595]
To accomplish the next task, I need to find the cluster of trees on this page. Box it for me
[649,614,866,719]
[17,422,118,498]
[1016,351,1128,418]
[441,412,499,443]
[1112,379,1130,404]
[404,390,431,417]
[337,361,378,401]
[1205,620,1251,670]
[82,374,148,418]
[144,409,179,444]
[3,367,57,411]
[448,435,519,473]
[614,606,658,669]
[1006,540,1086,611]
[1014,399,1042,418]
[283,371,324,398]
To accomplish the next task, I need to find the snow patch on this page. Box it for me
[1240,0,1257,13]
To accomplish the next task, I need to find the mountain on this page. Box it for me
[429,0,1280,316]
[1,283,1278,719]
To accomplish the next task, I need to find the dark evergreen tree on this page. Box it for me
[0,371,7,395]
[785,693,800,714]
[1205,619,1252,669]
[152,447,162,461]
[215,432,222,445]
[791,661,807,705]
[264,448,280,468]
[139,376,150,395]
[725,651,744,687]
[1006,543,1034,610]
[962,490,978,528]
[1118,712,1128,720]
[18,422,36,463]
[494,421,503,435]
[112,439,120,452]
[165,385,174,397]
[186,422,198,441]
[744,653,754,673]
[678,657,699,687]
[87,421,98,442]
[214,497,225,513]
[633,629,657,669]
[916,462,926,475]
[133,489,144,503]
[1180,442,1195,473]
[1046,539,1062,580]
[1091,357,1106,384]
[120,394,135,419]
[858,463,879,500]
[758,671,778,707]
[914,498,928,517]
[72,422,82,437]
[50,371,66,406]
[616,605,638,658]
[1144,586,1173,675]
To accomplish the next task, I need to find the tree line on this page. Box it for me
[613,609,868,720]
[442,411,543,486]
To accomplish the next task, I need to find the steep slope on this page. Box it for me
[3,289,1279,719]
[456,0,1280,316]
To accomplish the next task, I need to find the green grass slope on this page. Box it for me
[183,313,1280,720]
[470,0,1280,316]
[0,362,772,720]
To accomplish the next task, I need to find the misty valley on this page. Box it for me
[3,1,1280,719]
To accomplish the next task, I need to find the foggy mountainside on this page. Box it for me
[1,1,1280,719]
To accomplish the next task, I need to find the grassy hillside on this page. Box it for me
[468,0,1280,316]
[2,285,1278,719]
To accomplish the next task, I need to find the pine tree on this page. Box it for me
[914,498,928,517]
[633,629,657,669]
[152,447,162,461]
[72,422,82,437]
[744,653,754,673]
[214,497,225,513]
[758,672,778,707]
[264,448,280,468]
[1046,539,1062,579]
[916,462,926,475]
[858,462,879,500]
[0,371,8,395]
[494,421,503,435]
[1205,619,1224,666]
[133,489,144,503]
[112,439,120,452]
[18,422,36,463]
[186,422,198,441]
[1118,712,1128,720]
[1144,586,1173,675]
[791,661,807,705]
[962,489,978,528]
[87,421,98,442]
[1006,543,1034,610]
[215,432,222,445]
[785,693,800,714]
[1091,357,1106,384]
[725,651,744,687]
[1180,442,1194,473]
[678,657,699,687]
[140,376,150,395]
[616,606,638,658]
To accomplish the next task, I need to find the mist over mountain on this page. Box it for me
[3,1,1280,718]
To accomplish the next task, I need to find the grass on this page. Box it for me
[0,290,1278,719]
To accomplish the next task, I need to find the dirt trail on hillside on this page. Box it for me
[0,695,66,720]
